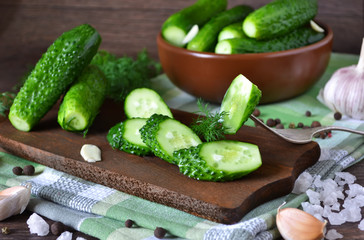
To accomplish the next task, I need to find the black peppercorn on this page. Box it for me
[266,118,276,127]
[23,165,35,176]
[275,118,281,124]
[51,221,65,236]
[297,122,304,128]
[125,219,134,228]
[334,112,342,120]
[253,108,261,117]
[305,111,312,117]
[12,166,23,176]
[154,227,166,239]
[311,121,321,128]
[276,123,284,129]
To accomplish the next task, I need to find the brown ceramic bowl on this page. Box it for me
[157,23,333,104]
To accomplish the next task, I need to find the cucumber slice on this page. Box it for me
[175,140,262,181]
[107,118,152,156]
[220,74,261,134]
[140,114,202,164]
[124,88,173,119]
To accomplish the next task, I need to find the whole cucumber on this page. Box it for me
[187,5,253,52]
[215,26,325,54]
[243,0,318,39]
[57,65,107,132]
[161,0,227,47]
[9,24,101,131]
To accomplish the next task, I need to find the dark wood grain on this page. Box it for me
[0,0,363,93]
[0,100,320,224]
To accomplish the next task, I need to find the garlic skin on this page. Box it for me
[322,38,364,120]
[276,206,326,240]
[0,184,31,221]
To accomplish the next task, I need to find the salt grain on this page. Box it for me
[359,219,364,231]
[26,213,50,236]
[327,211,346,225]
[56,231,73,240]
[292,172,313,194]
[335,172,356,185]
[325,229,343,239]
[76,237,87,240]
[345,183,364,198]
[306,189,321,205]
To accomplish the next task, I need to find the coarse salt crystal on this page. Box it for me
[327,211,346,225]
[306,189,321,205]
[292,172,313,194]
[325,229,344,239]
[345,183,364,198]
[335,172,356,185]
[56,231,73,240]
[76,237,88,240]
[26,213,50,236]
[359,219,364,231]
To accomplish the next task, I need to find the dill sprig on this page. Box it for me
[91,49,161,101]
[190,99,228,142]
[0,92,16,116]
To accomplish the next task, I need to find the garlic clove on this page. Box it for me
[276,205,326,240]
[0,183,31,221]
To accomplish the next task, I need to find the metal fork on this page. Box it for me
[250,115,364,144]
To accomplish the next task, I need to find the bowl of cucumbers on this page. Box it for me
[157,0,333,104]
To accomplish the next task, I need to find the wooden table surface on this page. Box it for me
[0,0,364,239]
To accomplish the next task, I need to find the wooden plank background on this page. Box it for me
[0,0,363,91]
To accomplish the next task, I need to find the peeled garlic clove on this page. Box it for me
[276,206,326,240]
[80,144,101,162]
[0,184,31,221]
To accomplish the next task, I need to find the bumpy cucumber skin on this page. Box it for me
[174,141,261,182]
[187,5,253,52]
[57,65,107,132]
[107,120,152,156]
[9,24,101,132]
[243,0,318,39]
[139,114,175,163]
[215,26,325,54]
[161,0,227,47]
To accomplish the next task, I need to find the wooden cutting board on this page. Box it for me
[0,100,320,224]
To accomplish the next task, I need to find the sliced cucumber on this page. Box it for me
[107,118,151,156]
[217,22,246,42]
[124,88,173,119]
[174,140,262,181]
[140,114,202,164]
[220,74,261,134]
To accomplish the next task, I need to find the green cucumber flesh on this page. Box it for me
[58,65,107,132]
[124,88,173,119]
[187,5,253,52]
[9,24,101,132]
[140,114,202,164]
[175,140,262,181]
[243,0,318,39]
[220,74,261,134]
[215,26,325,54]
[161,0,227,47]
[217,22,246,42]
[107,118,151,156]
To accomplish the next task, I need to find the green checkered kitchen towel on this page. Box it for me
[0,52,363,240]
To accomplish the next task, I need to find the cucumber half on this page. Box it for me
[175,140,262,181]
[220,74,261,134]
[124,88,173,119]
[140,114,202,164]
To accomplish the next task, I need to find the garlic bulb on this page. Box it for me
[322,38,364,120]
[0,183,31,221]
[276,204,326,240]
